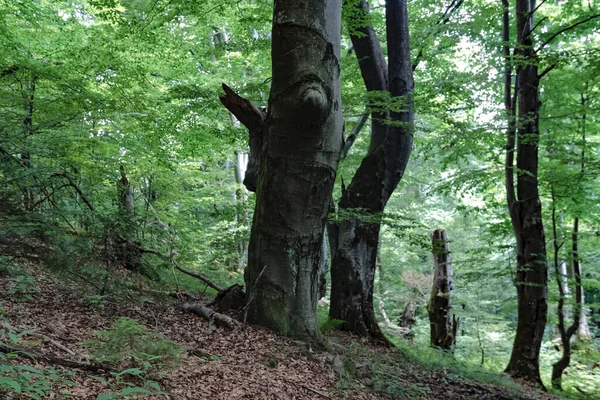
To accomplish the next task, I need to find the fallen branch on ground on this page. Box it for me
[300,384,331,399]
[180,303,238,329]
[0,342,113,372]
[28,332,75,356]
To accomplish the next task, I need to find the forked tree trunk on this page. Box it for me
[504,0,548,386]
[329,0,414,340]
[551,216,583,390]
[427,229,457,349]
[223,0,343,340]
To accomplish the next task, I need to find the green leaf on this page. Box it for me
[90,375,109,384]
[118,367,144,377]
[0,377,22,392]
[19,365,43,374]
[120,387,151,395]
[96,394,116,400]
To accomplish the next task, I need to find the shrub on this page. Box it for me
[0,305,75,399]
[84,317,184,370]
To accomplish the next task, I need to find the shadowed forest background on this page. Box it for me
[0,0,599,399]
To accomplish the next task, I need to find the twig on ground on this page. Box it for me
[300,384,331,399]
[0,343,113,372]
[28,332,75,356]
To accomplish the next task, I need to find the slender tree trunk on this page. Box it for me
[427,229,457,349]
[558,261,569,323]
[329,0,414,340]
[551,214,583,390]
[504,0,548,386]
[575,87,592,342]
[118,165,135,213]
[116,165,141,273]
[234,151,249,271]
[21,75,37,210]
[242,0,343,340]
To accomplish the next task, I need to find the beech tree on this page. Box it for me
[328,0,414,339]
[502,0,548,385]
[503,0,600,385]
[221,0,343,340]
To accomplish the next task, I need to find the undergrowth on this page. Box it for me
[85,317,185,371]
[0,303,76,399]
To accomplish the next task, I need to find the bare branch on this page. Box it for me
[51,172,94,211]
[219,83,266,132]
[342,111,369,159]
[538,63,556,80]
[172,259,224,293]
[538,14,600,52]
[412,0,464,71]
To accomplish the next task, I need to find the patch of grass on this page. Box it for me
[390,336,525,391]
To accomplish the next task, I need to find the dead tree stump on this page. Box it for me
[427,229,458,350]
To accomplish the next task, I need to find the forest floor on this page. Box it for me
[0,264,563,400]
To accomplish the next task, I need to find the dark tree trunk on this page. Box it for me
[118,165,135,213]
[233,151,249,271]
[575,87,592,342]
[115,165,143,274]
[552,88,591,388]
[427,229,457,349]
[504,0,548,386]
[550,214,582,390]
[329,0,414,340]
[21,74,37,210]
[224,0,343,341]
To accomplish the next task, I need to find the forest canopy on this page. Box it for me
[0,0,599,398]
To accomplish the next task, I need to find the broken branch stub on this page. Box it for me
[219,83,267,192]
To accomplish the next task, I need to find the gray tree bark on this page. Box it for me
[427,229,457,349]
[551,215,584,390]
[223,0,343,341]
[329,0,414,340]
[503,0,548,386]
[234,151,249,271]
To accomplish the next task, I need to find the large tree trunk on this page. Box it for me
[241,0,343,340]
[504,0,548,386]
[329,0,414,340]
[427,229,457,349]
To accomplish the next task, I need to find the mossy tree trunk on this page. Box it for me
[427,229,457,350]
[329,0,414,340]
[221,0,343,341]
